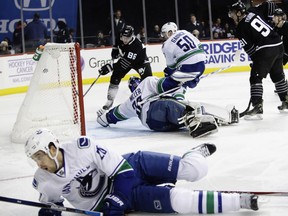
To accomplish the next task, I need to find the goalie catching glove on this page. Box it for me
[178,106,218,138]
[99,63,113,76]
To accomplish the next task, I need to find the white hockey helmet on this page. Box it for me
[25,128,59,158]
[161,22,178,38]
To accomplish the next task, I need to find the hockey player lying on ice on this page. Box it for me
[97,75,239,138]
[25,128,258,216]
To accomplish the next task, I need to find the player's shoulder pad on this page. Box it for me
[77,136,91,149]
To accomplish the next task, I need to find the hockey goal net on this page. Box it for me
[11,43,86,144]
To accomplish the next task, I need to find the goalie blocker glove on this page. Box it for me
[99,63,113,76]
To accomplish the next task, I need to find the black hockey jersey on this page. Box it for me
[235,12,282,57]
[114,36,149,71]
[248,1,277,25]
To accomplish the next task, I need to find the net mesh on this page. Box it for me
[11,43,84,144]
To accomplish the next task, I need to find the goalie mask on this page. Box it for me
[25,128,60,169]
[161,22,178,39]
[128,76,141,92]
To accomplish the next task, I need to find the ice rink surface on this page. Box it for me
[1,71,288,215]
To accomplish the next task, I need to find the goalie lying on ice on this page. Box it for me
[97,76,239,138]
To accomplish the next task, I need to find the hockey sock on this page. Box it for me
[250,83,263,106]
[170,189,241,214]
[275,79,288,101]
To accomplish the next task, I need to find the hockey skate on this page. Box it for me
[243,100,263,120]
[182,143,217,158]
[240,193,259,211]
[230,106,239,124]
[278,96,288,112]
[96,109,109,127]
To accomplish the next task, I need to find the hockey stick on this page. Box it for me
[139,50,242,106]
[83,74,101,97]
[138,86,181,106]
[0,196,103,216]
[239,99,252,118]
[218,191,288,197]
[200,49,242,80]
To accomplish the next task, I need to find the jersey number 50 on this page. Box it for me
[176,35,196,52]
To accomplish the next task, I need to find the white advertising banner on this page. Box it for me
[0,40,252,95]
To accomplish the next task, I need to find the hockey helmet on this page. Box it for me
[121,25,134,38]
[128,76,141,92]
[25,128,59,158]
[274,8,285,16]
[228,1,247,17]
[161,22,178,38]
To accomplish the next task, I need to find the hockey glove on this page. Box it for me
[163,67,174,77]
[38,202,63,216]
[111,47,119,59]
[99,63,113,76]
[38,208,61,216]
[102,193,127,216]
[183,77,200,89]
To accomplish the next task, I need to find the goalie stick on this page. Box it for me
[139,50,242,106]
[0,196,103,216]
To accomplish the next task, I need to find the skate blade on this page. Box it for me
[192,128,218,138]
[244,114,263,120]
[279,109,288,113]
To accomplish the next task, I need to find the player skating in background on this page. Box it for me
[98,25,152,111]
[228,2,288,119]
[273,8,288,66]
[97,76,239,138]
[160,22,207,100]
[25,128,258,216]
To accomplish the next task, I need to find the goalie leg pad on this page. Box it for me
[190,120,218,138]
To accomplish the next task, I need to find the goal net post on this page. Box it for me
[11,43,86,144]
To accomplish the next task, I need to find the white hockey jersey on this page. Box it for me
[32,136,132,211]
[112,76,171,128]
[162,30,206,69]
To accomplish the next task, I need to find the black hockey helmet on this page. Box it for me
[274,8,285,16]
[229,1,247,14]
[121,25,134,37]
[128,76,141,92]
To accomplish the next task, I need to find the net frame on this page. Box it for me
[11,43,86,144]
